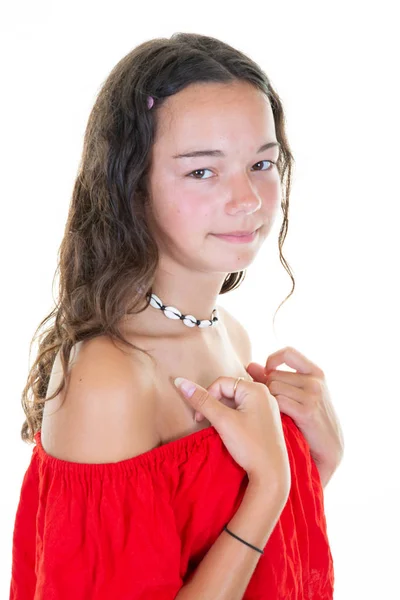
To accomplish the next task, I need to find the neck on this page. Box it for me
[121,257,236,339]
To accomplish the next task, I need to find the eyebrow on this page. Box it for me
[172,141,281,159]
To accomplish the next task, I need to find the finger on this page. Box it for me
[265,346,321,376]
[175,375,253,423]
[205,375,252,408]
[174,377,228,425]
[195,394,237,422]
[266,370,311,390]
[246,362,268,382]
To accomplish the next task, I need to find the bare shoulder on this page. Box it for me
[41,335,160,464]
[217,305,253,367]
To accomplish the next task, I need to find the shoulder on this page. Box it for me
[217,305,252,367]
[41,335,160,464]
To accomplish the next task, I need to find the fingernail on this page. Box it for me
[174,377,196,397]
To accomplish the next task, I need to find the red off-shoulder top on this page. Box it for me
[9,412,334,599]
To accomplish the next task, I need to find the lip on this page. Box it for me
[211,228,259,243]
[218,230,256,236]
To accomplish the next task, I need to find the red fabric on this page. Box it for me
[9,412,334,599]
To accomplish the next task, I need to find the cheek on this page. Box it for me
[262,178,281,212]
[152,195,211,247]
[164,192,211,230]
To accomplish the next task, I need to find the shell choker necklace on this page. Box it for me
[146,293,219,328]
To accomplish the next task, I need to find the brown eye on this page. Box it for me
[252,160,275,171]
[187,168,213,180]
[187,160,276,180]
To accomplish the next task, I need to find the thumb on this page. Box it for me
[174,377,225,424]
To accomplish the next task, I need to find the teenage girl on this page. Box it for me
[10,32,342,599]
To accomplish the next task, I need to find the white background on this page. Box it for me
[1,1,399,598]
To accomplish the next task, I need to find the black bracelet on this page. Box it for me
[223,524,264,555]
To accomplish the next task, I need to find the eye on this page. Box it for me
[252,160,276,172]
[187,168,214,180]
[187,160,276,180]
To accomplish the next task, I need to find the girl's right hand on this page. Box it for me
[174,376,291,497]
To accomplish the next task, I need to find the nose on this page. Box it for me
[226,178,262,215]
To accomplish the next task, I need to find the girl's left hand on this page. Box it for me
[246,346,344,486]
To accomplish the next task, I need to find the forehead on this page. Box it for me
[153,81,275,150]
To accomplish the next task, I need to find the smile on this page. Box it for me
[211,229,259,243]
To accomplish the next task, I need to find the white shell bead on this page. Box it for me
[183,315,197,327]
[163,306,182,319]
[149,294,163,309]
[198,320,212,327]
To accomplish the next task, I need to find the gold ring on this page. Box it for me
[233,376,244,395]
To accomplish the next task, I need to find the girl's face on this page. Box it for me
[145,80,282,274]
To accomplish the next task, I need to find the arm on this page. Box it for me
[28,337,183,600]
[175,479,288,600]
[176,310,286,598]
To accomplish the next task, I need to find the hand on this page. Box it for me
[246,346,344,486]
[175,375,292,494]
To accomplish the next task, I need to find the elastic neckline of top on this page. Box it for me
[33,425,220,475]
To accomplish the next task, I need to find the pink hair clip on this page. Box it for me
[147,95,154,109]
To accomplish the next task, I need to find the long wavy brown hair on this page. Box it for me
[20,32,295,444]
